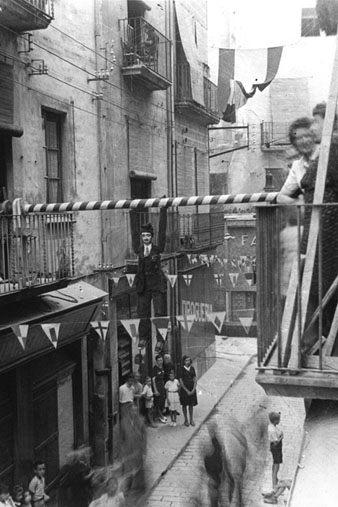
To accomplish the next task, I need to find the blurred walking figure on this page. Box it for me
[59,446,92,507]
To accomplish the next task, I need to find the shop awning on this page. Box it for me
[0,282,108,371]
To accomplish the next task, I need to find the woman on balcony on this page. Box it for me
[277,114,338,353]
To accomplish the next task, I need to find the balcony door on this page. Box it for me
[42,110,63,202]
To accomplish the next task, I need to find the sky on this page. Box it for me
[207,0,318,82]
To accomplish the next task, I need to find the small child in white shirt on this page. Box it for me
[142,376,158,428]
[164,370,180,427]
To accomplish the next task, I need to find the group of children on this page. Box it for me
[141,370,180,427]
[0,461,49,507]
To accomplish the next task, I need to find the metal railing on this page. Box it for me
[175,63,218,116]
[24,0,54,17]
[0,213,74,294]
[256,203,338,372]
[126,210,224,258]
[260,122,290,148]
[119,17,171,81]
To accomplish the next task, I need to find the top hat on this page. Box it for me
[141,222,154,235]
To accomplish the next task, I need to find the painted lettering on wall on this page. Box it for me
[182,300,213,322]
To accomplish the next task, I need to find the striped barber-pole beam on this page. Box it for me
[24,192,278,213]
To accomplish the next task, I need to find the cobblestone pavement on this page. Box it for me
[144,354,305,507]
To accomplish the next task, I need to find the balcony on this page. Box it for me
[260,122,291,150]
[119,17,172,91]
[255,204,338,400]
[175,63,219,125]
[0,212,74,302]
[125,210,224,261]
[0,0,54,32]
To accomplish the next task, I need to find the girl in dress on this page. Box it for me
[179,356,198,427]
[164,370,180,427]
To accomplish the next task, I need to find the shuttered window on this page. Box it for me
[0,61,14,124]
[42,110,63,202]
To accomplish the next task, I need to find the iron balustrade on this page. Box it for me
[260,122,291,148]
[119,17,171,81]
[126,210,224,259]
[25,0,54,16]
[0,212,74,294]
[175,63,218,116]
[256,203,338,372]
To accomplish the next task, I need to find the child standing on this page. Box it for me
[142,376,158,428]
[29,461,50,507]
[268,411,283,491]
[165,370,180,427]
[21,491,32,507]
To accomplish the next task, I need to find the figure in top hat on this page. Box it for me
[130,207,168,349]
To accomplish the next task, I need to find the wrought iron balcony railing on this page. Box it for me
[0,0,54,31]
[175,63,219,121]
[256,203,338,375]
[0,212,74,296]
[119,17,171,89]
[125,210,224,259]
[260,122,291,149]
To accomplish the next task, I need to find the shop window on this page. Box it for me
[42,109,63,202]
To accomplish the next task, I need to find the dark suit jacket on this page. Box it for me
[130,207,167,295]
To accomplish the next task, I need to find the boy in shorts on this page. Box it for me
[268,411,283,491]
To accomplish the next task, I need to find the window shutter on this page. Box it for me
[0,61,14,124]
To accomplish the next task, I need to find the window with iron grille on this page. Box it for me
[42,110,63,202]
[301,7,320,36]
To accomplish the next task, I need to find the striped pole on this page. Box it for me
[24,192,278,213]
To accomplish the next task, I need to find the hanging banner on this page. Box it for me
[183,274,193,286]
[207,311,226,334]
[167,274,177,288]
[12,324,29,350]
[229,272,239,287]
[176,314,195,333]
[91,321,110,341]
[214,274,223,286]
[126,274,136,287]
[121,319,140,342]
[41,323,60,349]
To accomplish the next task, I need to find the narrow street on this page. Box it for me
[144,353,305,507]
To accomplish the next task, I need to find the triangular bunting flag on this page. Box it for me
[157,328,168,341]
[112,277,120,286]
[183,274,193,286]
[121,319,140,342]
[91,321,110,341]
[167,274,177,288]
[12,324,29,350]
[223,258,228,266]
[206,312,226,334]
[187,254,192,263]
[126,274,135,287]
[244,273,254,286]
[229,272,239,287]
[231,259,238,269]
[41,323,60,349]
[214,274,223,286]
[176,314,195,334]
[239,317,253,335]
